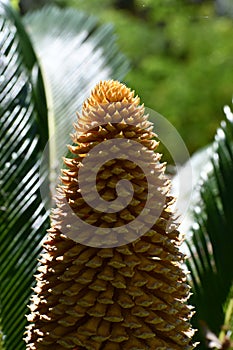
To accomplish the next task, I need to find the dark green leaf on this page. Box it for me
[186,105,233,348]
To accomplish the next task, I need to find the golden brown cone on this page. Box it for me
[25,80,196,349]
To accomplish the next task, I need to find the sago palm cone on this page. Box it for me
[25,80,196,350]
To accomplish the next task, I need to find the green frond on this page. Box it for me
[0,2,49,349]
[186,104,233,348]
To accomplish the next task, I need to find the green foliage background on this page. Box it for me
[54,0,233,158]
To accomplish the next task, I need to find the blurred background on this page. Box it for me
[17,0,233,159]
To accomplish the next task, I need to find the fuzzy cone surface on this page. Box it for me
[25,80,196,349]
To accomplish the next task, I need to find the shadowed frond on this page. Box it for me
[185,104,233,348]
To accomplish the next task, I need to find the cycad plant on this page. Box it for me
[25,80,196,350]
[0,2,128,349]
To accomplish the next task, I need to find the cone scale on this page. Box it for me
[25,80,196,349]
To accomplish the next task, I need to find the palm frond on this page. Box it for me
[186,104,233,348]
[24,6,129,194]
[0,2,49,349]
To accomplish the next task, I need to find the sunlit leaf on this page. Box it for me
[24,5,129,195]
[0,2,49,349]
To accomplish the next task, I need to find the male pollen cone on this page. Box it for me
[25,80,196,350]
